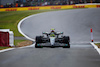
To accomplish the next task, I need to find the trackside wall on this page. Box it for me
[0,4,100,12]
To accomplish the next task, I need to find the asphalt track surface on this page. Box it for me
[20,8,100,42]
[0,8,100,67]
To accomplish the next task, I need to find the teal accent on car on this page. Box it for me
[65,44,68,46]
[37,44,40,46]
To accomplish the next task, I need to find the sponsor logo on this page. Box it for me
[5,9,17,11]
[97,5,100,8]
[51,7,61,9]
[28,8,39,10]
[73,6,85,8]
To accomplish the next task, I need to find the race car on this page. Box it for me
[35,28,70,48]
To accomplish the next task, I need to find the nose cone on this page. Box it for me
[50,37,55,45]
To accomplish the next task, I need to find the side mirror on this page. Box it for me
[61,32,63,34]
[57,32,63,34]
[42,32,49,34]
[42,32,46,34]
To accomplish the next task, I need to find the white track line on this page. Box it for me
[90,42,100,55]
[18,14,35,41]
[0,43,35,53]
[0,48,15,53]
[18,12,47,41]
[17,9,100,56]
[71,41,90,43]
[0,12,45,53]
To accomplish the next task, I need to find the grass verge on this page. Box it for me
[0,8,79,36]
[14,40,33,47]
[0,10,55,36]
[95,43,100,48]
[14,40,27,46]
[0,8,83,50]
[0,40,31,50]
[0,47,11,50]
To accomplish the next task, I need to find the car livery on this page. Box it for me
[35,28,70,48]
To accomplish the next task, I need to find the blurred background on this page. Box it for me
[0,0,100,8]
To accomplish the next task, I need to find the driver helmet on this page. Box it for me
[50,28,55,37]
[51,28,55,32]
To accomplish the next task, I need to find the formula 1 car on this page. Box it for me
[35,28,70,48]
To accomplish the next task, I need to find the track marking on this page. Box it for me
[18,12,49,41]
[0,48,15,53]
[0,44,35,53]
[90,42,100,55]
[71,41,90,43]
[1,42,100,54]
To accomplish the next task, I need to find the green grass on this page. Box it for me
[0,10,60,36]
[95,43,100,45]
[0,46,11,50]
[0,8,78,36]
[14,40,27,46]
[0,40,27,50]
[0,10,56,36]
[95,43,100,48]
[0,8,83,49]
[0,9,67,49]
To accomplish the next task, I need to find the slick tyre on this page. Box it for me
[35,44,43,48]
[63,44,70,48]
[63,36,70,43]
[36,36,43,43]
[63,36,70,48]
[35,36,43,48]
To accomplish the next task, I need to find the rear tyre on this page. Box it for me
[63,36,70,48]
[63,36,70,43]
[35,36,43,48]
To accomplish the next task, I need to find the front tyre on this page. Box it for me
[63,44,70,48]
[35,43,43,48]
[35,36,43,48]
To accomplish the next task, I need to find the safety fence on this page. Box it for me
[0,4,100,12]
